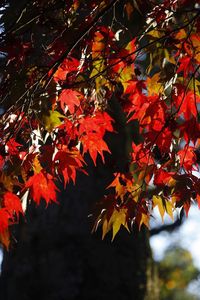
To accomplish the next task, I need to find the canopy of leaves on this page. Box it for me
[0,0,200,247]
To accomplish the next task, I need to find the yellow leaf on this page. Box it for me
[175,29,187,40]
[33,156,42,174]
[177,77,200,95]
[147,73,163,96]
[102,208,129,241]
[90,59,111,92]
[120,65,134,90]
[165,200,174,221]
[107,175,126,201]
[164,49,176,64]
[152,195,165,222]
[102,218,109,240]
[139,213,150,230]
[195,53,200,63]
[117,184,126,201]
[128,183,141,202]
[168,177,176,187]
[147,29,162,39]
[171,195,179,206]
[153,195,174,221]
[43,110,65,131]
[90,59,105,78]
[111,208,129,241]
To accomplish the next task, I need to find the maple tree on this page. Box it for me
[0,0,200,249]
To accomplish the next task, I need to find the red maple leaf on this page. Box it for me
[141,101,166,131]
[179,118,200,144]
[25,171,59,205]
[178,145,197,171]
[177,56,194,78]
[58,89,82,114]
[54,148,84,186]
[81,133,110,165]
[174,86,200,120]
[154,169,175,186]
[0,209,10,233]
[131,142,154,167]
[0,155,4,170]
[6,138,22,155]
[145,126,173,153]
[78,112,113,165]
[3,192,23,219]
[53,57,80,82]
[78,112,113,136]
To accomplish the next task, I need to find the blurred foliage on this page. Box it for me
[158,247,200,300]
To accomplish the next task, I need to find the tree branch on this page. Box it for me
[150,209,185,236]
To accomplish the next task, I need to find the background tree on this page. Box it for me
[0,0,200,299]
[158,246,199,300]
